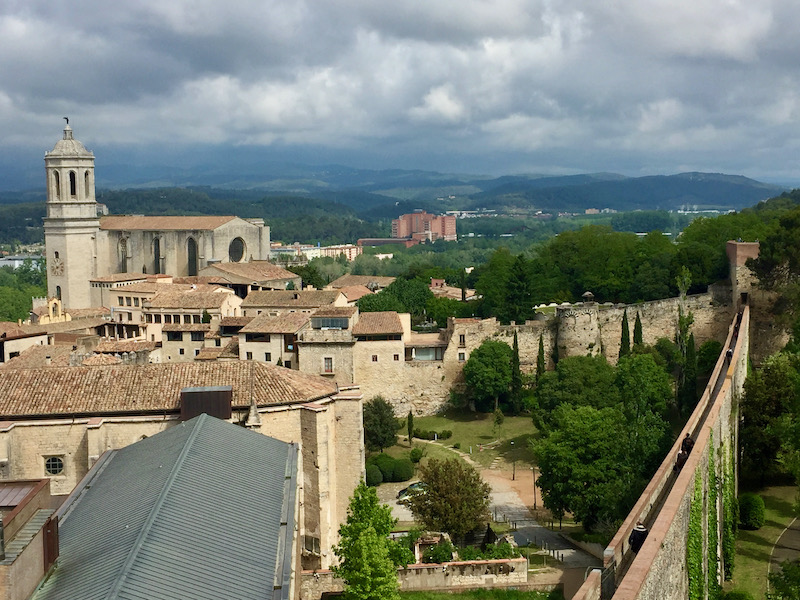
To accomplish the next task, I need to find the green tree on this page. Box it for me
[288,264,326,290]
[509,331,524,414]
[333,481,410,600]
[619,310,631,359]
[633,312,643,346]
[741,353,800,486]
[536,334,546,383]
[363,396,398,452]
[461,340,513,412]
[505,254,533,324]
[474,247,514,318]
[679,333,698,415]
[407,458,491,544]
[768,559,800,600]
[357,292,406,313]
[407,410,414,444]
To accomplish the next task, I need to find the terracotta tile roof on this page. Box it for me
[406,333,447,347]
[172,276,229,285]
[0,322,27,338]
[0,345,72,369]
[82,354,123,366]
[194,346,225,361]
[67,307,112,319]
[352,311,404,335]
[100,215,237,231]
[89,273,149,283]
[220,316,255,327]
[200,261,297,284]
[162,323,213,332]
[312,306,357,318]
[242,290,342,308]
[95,340,158,353]
[240,313,310,334]
[338,285,372,302]
[219,337,240,359]
[110,282,162,294]
[328,275,395,289]
[0,361,337,418]
[21,317,110,336]
[146,286,235,309]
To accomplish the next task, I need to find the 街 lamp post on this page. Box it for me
[510,440,516,480]
[532,466,537,510]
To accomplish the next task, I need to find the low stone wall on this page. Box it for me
[300,557,529,599]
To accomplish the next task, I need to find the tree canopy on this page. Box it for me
[363,396,398,453]
[461,340,514,412]
[407,458,491,543]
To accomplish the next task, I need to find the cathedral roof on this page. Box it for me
[0,361,338,419]
[46,124,94,158]
[99,215,238,231]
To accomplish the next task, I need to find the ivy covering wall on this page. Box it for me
[688,471,705,600]
[708,433,721,600]
[722,439,737,580]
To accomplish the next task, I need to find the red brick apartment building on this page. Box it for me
[391,211,457,242]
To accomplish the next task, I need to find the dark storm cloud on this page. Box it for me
[1,0,799,179]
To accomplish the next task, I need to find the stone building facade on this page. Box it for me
[44,124,271,309]
[0,362,363,571]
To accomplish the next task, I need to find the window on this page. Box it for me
[69,171,76,197]
[56,286,61,300]
[184,315,192,324]
[324,357,334,373]
[245,333,270,343]
[190,331,204,342]
[146,314,153,323]
[459,334,466,347]
[458,352,466,362]
[372,355,378,362]
[229,237,246,262]
[179,348,185,355]
[154,314,162,323]
[153,237,161,275]
[195,349,200,356]
[394,354,400,361]
[312,317,349,330]
[187,238,198,276]
[215,339,221,347]
[164,315,172,324]
[134,297,139,307]
[85,170,90,196]
[45,456,64,476]
[118,297,124,306]
[284,360,292,369]
[193,315,201,324]
[166,331,182,342]
[246,352,253,360]
[265,352,271,361]
[126,297,132,306]
[54,171,60,198]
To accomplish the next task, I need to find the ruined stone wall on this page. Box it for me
[380,294,730,416]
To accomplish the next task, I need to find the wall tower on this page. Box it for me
[43,121,100,308]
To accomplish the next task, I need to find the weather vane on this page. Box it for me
[63,117,69,125]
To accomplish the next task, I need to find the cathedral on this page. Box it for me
[44,123,271,308]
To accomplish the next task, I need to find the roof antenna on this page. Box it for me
[63,117,69,125]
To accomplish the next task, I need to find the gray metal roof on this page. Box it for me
[33,414,298,600]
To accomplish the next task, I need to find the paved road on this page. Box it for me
[771,516,800,574]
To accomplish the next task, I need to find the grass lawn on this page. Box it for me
[400,590,562,600]
[409,411,538,468]
[726,485,798,599]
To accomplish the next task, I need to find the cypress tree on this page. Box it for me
[680,333,698,415]
[633,312,643,346]
[536,334,546,382]
[510,331,523,413]
[619,310,631,360]
[407,410,414,444]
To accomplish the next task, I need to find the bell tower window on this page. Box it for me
[84,170,90,197]
[119,239,128,273]
[69,171,76,197]
[56,286,62,300]
[153,238,161,274]
[54,172,60,199]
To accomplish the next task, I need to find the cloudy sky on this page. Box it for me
[2,0,800,185]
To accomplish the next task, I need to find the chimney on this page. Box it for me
[45,355,51,366]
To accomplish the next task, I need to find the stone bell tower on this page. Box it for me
[43,120,100,308]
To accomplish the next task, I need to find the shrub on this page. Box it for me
[410,447,424,463]
[371,453,397,481]
[366,464,383,487]
[738,493,765,530]
[453,442,461,450]
[392,459,415,482]
[440,429,453,440]
[422,539,454,563]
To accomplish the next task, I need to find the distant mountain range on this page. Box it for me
[0,156,787,215]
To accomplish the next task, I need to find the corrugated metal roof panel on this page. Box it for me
[32,415,297,600]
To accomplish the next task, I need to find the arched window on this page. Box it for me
[54,251,59,259]
[118,239,128,273]
[56,286,62,300]
[69,171,76,197]
[229,237,245,262]
[187,238,198,276]
[153,237,161,274]
[84,170,90,197]
[54,171,60,199]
